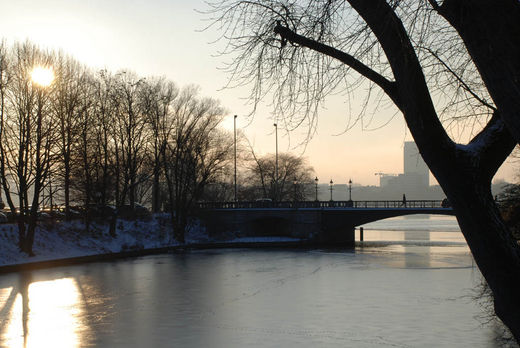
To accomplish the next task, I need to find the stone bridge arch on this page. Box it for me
[197,206,455,245]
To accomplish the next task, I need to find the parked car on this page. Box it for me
[255,198,273,207]
[255,198,273,202]
[37,211,52,220]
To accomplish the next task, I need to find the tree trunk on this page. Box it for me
[441,173,520,341]
[346,1,520,339]
[108,213,117,238]
[24,213,38,257]
[17,218,26,252]
[174,206,186,244]
[64,162,70,218]
[21,187,41,256]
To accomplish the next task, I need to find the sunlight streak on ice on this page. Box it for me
[1,278,86,348]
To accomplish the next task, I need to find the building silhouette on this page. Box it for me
[404,141,429,187]
[378,141,430,199]
[310,141,508,201]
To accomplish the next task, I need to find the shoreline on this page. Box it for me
[0,240,356,275]
[0,216,342,274]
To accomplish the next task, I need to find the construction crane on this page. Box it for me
[374,172,398,177]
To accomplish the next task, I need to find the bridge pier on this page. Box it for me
[316,211,356,246]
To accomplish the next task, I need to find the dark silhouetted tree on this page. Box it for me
[161,86,232,242]
[0,42,57,255]
[53,53,87,218]
[206,0,520,339]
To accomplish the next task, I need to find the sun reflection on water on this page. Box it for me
[0,278,86,348]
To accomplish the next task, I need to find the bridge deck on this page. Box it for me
[197,200,454,244]
[197,200,449,210]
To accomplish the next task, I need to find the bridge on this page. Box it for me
[196,200,454,245]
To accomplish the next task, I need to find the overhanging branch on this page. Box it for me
[274,22,401,108]
[347,0,453,158]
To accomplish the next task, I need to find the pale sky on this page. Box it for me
[0,0,516,186]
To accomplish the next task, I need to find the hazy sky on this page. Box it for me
[0,0,516,186]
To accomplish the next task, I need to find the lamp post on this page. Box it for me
[274,123,278,201]
[234,115,237,202]
[348,179,352,201]
[314,176,319,201]
[329,179,334,201]
[49,178,53,212]
[293,177,298,202]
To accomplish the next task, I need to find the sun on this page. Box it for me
[31,66,54,87]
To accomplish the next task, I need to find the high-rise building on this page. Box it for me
[378,141,430,199]
[403,141,429,187]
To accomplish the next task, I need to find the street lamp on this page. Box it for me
[234,115,237,202]
[329,179,334,201]
[314,176,319,201]
[274,123,278,201]
[348,179,353,201]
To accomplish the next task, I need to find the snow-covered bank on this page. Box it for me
[0,214,182,267]
[0,214,302,268]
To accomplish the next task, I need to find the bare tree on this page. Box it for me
[244,150,314,201]
[206,0,520,339]
[71,73,99,230]
[111,71,148,209]
[140,78,179,213]
[0,40,235,251]
[52,53,87,217]
[0,42,57,255]
[161,86,231,242]
[88,70,117,210]
[0,40,10,211]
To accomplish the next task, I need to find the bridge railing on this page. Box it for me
[196,200,446,210]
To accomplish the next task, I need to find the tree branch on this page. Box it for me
[427,0,441,11]
[273,22,401,108]
[419,45,496,112]
[434,0,520,146]
[347,0,454,164]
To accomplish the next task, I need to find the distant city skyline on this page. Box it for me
[0,0,516,186]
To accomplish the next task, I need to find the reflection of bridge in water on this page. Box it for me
[197,200,455,245]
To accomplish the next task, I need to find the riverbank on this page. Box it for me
[0,215,304,273]
[0,214,176,267]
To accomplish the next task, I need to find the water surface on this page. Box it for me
[0,215,512,347]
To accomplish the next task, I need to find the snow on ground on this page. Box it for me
[0,214,301,267]
[0,214,197,267]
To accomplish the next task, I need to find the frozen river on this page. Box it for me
[0,215,513,347]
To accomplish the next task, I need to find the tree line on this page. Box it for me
[0,40,316,255]
[0,41,239,254]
